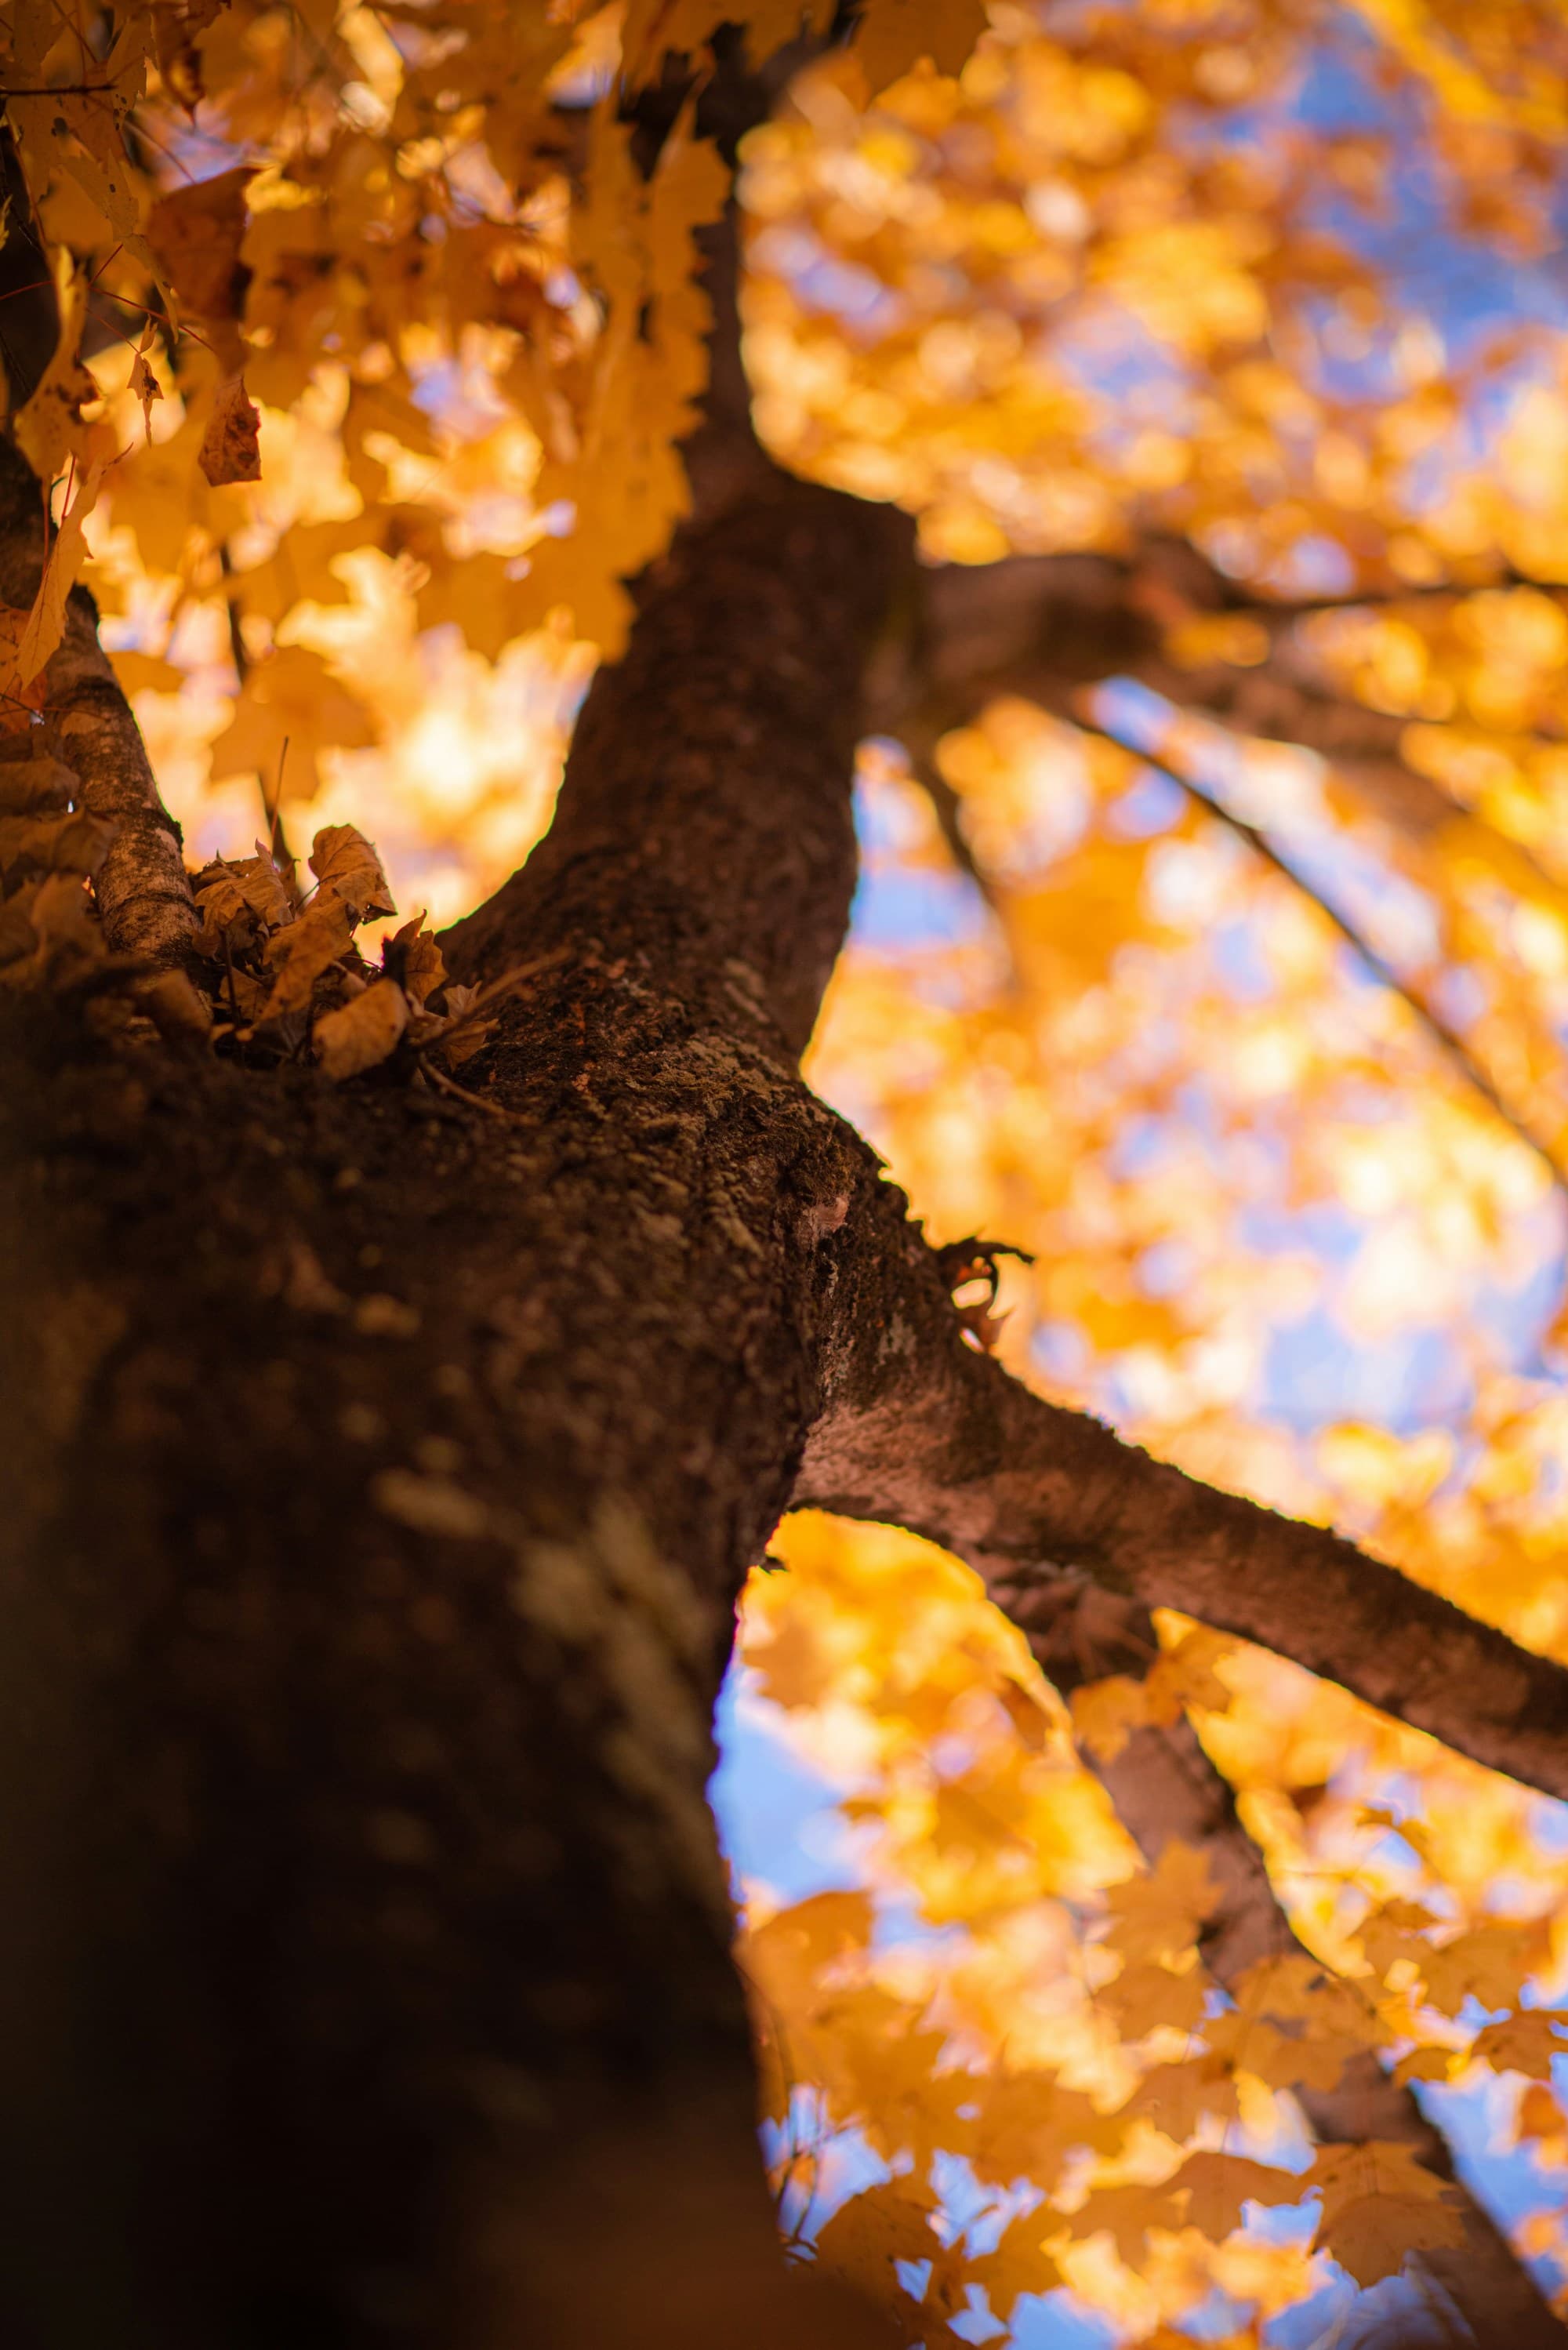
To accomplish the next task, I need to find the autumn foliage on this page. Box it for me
[6,1,1568,2344]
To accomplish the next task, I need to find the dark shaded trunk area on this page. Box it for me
[0,474,905,2348]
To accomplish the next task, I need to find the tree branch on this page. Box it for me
[1074,718,1568,1197]
[1022,1596,1568,2345]
[792,1194,1568,1803]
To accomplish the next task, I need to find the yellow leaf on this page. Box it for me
[1070,1672,1152,1762]
[1469,2009,1568,2082]
[1102,1840,1221,1963]
[16,457,103,685]
[964,2207,1061,2322]
[1306,2142,1464,2286]
[1062,2179,1185,2261]
[13,252,93,488]
[1099,1960,1207,2038]
[811,2176,939,2302]
[1418,1921,1551,2018]
[147,164,253,370]
[1169,2151,1303,2242]
[853,1,988,93]
[209,645,376,801]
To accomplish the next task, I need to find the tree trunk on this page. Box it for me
[0,467,906,2348]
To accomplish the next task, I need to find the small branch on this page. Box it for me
[1075,718,1568,1198]
[1069,1677,1568,2345]
[792,1186,1568,1803]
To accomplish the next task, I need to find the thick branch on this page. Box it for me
[793,1202,1568,1802]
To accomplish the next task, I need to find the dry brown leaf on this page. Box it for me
[388,913,447,1006]
[0,751,75,814]
[0,809,117,880]
[194,848,292,939]
[0,870,100,979]
[147,165,253,368]
[129,345,163,439]
[309,823,397,921]
[314,978,409,1080]
[811,2177,939,2304]
[260,891,354,1016]
[198,374,262,487]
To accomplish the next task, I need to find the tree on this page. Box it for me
[3,3,1568,2345]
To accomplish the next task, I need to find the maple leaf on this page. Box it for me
[1098,1959,1207,2039]
[963,2207,1062,2323]
[1061,2179,1185,2262]
[1305,2143,1465,2288]
[811,2176,940,2304]
[1071,1672,1154,1763]
[209,648,376,803]
[1124,2051,1240,2141]
[1417,1921,1552,2018]
[1102,1840,1221,1964]
[1468,2008,1568,2082]
[1168,2151,1304,2242]
[852,2,989,93]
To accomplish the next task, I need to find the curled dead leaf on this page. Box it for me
[0,750,75,814]
[314,976,409,1079]
[0,870,100,980]
[129,350,162,440]
[198,373,262,486]
[260,889,354,1016]
[386,912,446,1005]
[0,809,117,881]
[309,823,396,921]
[194,848,293,942]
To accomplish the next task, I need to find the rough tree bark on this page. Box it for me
[3,97,1567,2350]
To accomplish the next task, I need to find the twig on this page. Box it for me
[1076,715,1568,1197]
[420,1057,529,1124]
